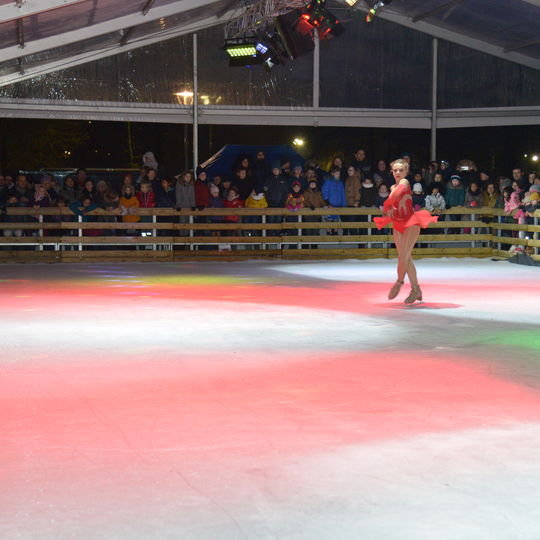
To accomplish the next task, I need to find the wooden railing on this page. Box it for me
[1,206,539,262]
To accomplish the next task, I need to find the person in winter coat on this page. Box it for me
[444,175,466,208]
[303,178,325,236]
[444,174,466,233]
[119,185,140,235]
[244,188,268,236]
[58,175,80,205]
[2,194,25,238]
[345,165,361,208]
[208,184,225,236]
[425,185,446,235]
[224,186,244,237]
[264,163,289,235]
[175,171,196,237]
[69,196,101,236]
[411,183,426,211]
[322,166,346,234]
[136,182,155,234]
[194,170,210,210]
[252,150,271,191]
[284,180,305,237]
[464,181,483,209]
[360,177,377,208]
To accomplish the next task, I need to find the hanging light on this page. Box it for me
[366,0,393,23]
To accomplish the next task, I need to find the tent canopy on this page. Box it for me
[200,144,305,179]
[0,0,539,90]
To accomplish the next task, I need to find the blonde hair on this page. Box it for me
[390,159,409,171]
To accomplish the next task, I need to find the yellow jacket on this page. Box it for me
[120,196,140,222]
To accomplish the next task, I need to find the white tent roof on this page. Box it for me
[0,0,540,90]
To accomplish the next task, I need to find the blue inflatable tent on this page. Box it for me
[200,145,305,179]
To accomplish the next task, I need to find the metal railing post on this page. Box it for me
[38,213,44,251]
[78,215,82,251]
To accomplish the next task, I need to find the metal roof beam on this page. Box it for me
[2,99,540,129]
[0,0,225,63]
[412,0,466,23]
[0,0,87,24]
[352,4,540,71]
[0,7,242,87]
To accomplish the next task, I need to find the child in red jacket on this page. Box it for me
[224,186,243,236]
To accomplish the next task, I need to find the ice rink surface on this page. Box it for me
[1,258,539,539]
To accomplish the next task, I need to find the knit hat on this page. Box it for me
[412,183,423,193]
[529,184,540,193]
[271,160,281,170]
[450,174,461,182]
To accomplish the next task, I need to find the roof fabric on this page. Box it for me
[0,0,539,90]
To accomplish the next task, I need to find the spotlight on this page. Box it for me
[532,155,539,162]
[366,0,393,23]
[298,0,344,39]
[293,137,305,146]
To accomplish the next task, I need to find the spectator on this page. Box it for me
[440,160,454,183]
[94,180,110,208]
[482,183,503,209]
[194,169,210,210]
[284,180,305,236]
[13,174,33,205]
[464,181,483,209]
[322,166,346,234]
[81,179,95,202]
[264,163,289,235]
[58,176,80,205]
[252,151,270,189]
[208,184,225,237]
[289,162,306,190]
[373,159,391,187]
[412,183,426,210]
[425,185,446,236]
[512,166,528,191]
[345,165,361,208]
[360,176,377,209]
[350,148,372,178]
[3,194,25,238]
[137,182,155,234]
[234,168,253,201]
[75,168,88,188]
[224,186,244,236]
[220,178,232,200]
[445,175,466,208]
[69,196,101,236]
[155,178,176,208]
[32,184,52,209]
[245,188,268,236]
[175,171,196,237]
[430,172,447,197]
[119,185,140,235]
[142,151,159,171]
[445,174,466,233]
[376,184,390,209]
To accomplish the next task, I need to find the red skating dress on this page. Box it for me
[373,182,438,234]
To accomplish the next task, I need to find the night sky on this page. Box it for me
[0,119,539,178]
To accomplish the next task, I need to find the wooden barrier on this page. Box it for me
[1,206,538,262]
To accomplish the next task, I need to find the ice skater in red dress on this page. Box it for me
[373,158,438,303]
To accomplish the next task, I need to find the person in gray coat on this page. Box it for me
[175,171,196,237]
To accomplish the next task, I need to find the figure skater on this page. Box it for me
[374,158,438,303]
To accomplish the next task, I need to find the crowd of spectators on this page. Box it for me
[1,148,539,240]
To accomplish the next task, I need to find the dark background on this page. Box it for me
[0,118,538,178]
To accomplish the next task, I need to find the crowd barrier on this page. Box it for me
[1,206,539,262]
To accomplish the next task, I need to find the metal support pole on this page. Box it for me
[431,38,438,162]
[313,29,320,109]
[193,32,199,173]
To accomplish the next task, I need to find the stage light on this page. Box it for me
[366,0,393,22]
[532,155,539,162]
[293,137,305,146]
[224,38,258,58]
[297,0,344,39]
